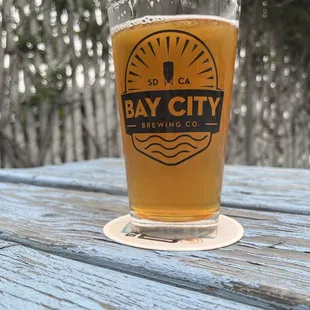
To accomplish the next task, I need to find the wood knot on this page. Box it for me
[42,213,59,218]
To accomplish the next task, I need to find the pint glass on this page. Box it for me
[107,0,240,238]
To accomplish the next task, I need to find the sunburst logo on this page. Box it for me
[121,30,224,166]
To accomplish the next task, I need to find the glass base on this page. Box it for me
[130,212,219,239]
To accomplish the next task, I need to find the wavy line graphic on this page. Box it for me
[151,150,190,158]
[144,142,198,150]
[135,134,209,143]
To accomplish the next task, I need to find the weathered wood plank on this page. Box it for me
[0,182,309,309]
[0,159,309,214]
[0,241,254,310]
[222,164,310,215]
[0,158,127,196]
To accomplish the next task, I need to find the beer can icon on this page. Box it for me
[163,61,174,85]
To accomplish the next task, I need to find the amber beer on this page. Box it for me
[111,16,238,236]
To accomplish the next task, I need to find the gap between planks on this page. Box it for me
[0,241,259,310]
[0,238,260,310]
[0,233,298,310]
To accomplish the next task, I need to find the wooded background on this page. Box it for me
[0,0,309,168]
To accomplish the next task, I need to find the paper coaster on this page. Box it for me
[103,214,244,251]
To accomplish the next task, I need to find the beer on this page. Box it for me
[111,16,238,228]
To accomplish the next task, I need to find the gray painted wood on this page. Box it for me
[0,158,309,214]
[0,158,127,195]
[0,182,309,309]
[0,241,255,310]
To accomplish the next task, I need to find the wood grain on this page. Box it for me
[0,158,127,195]
[0,182,309,309]
[1,241,255,310]
[0,158,309,214]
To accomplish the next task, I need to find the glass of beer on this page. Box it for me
[107,0,240,238]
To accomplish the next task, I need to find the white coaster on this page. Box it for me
[103,214,244,251]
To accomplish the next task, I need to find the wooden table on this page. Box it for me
[0,158,309,309]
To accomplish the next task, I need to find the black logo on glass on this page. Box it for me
[121,30,224,166]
